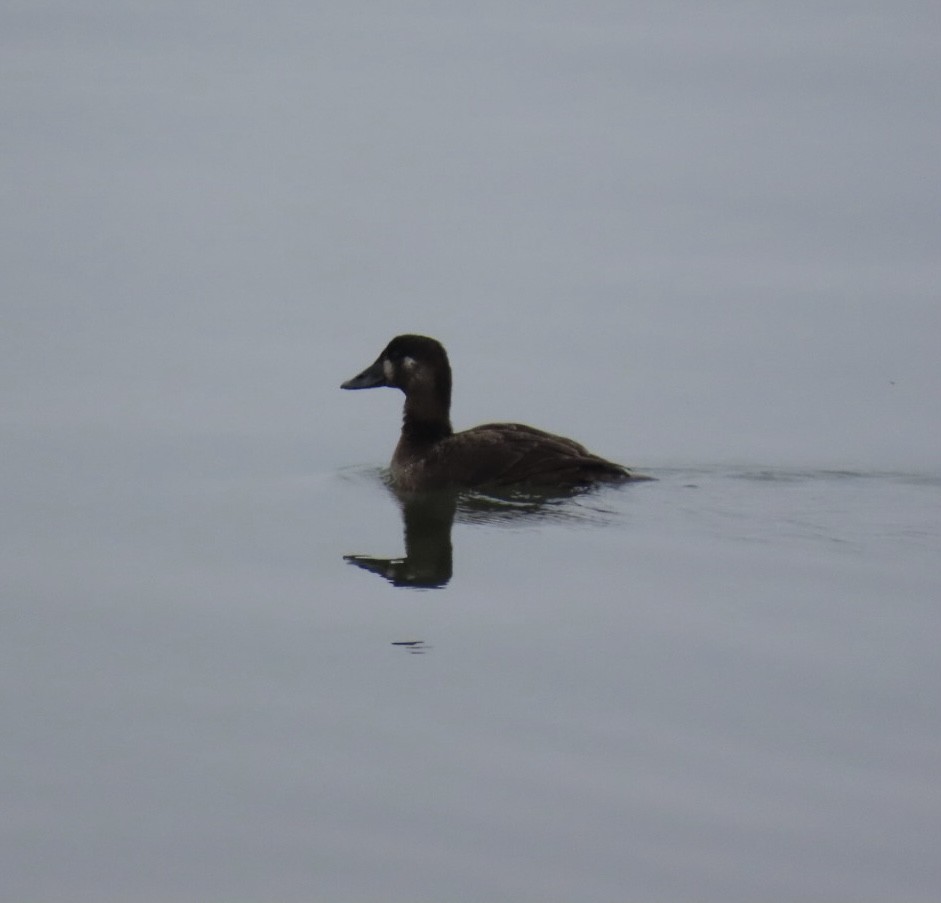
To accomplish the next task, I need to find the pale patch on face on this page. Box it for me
[395,355,421,385]
[387,354,430,393]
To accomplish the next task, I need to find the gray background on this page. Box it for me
[3,3,940,902]
[4,0,939,469]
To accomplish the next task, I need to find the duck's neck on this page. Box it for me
[401,386,453,444]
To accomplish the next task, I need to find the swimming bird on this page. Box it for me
[341,334,646,490]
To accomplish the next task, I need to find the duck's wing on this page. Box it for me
[440,423,632,487]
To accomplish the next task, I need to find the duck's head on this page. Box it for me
[341,334,452,401]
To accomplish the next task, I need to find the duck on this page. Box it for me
[341,334,647,491]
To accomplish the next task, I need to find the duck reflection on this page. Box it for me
[344,482,622,589]
[345,488,457,588]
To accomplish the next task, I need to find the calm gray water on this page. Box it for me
[4,435,940,902]
[4,2,941,900]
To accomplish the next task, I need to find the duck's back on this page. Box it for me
[393,421,634,489]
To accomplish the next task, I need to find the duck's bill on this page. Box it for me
[341,358,388,390]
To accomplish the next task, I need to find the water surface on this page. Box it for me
[4,2,940,899]
[4,453,939,902]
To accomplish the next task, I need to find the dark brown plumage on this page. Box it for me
[341,334,646,491]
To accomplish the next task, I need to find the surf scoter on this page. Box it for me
[341,334,646,490]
